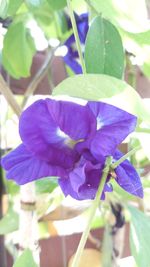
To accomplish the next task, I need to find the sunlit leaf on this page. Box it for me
[129,205,150,267]
[85,16,124,78]
[53,74,150,123]
[86,0,149,33]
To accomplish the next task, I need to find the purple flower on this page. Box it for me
[63,13,89,74]
[1,99,143,199]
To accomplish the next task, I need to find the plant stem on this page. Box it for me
[126,54,136,89]
[21,47,56,108]
[71,156,112,267]
[111,146,141,169]
[0,75,21,117]
[67,0,86,74]
[136,127,150,134]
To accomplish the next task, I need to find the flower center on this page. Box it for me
[96,117,104,130]
[57,128,83,148]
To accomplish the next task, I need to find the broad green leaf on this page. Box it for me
[129,206,150,267]
[13,249,38,267]
[2,21,36,78]
[53,74,150,123]
[0,0,23,18]
[0,208,19,235]
[26,0,43,7]
[46,0,66,10]
[85,16,124,78]
[30,2,53,26]
[35,177,58,194]
[7,0,23,16]
[86,0,149,33]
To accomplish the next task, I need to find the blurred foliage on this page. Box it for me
[0,206,19,235]
[13,249,38,267]
[129,206,150,267]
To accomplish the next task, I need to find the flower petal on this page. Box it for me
[19,99,79,168]
[63,53,82,74]
[46,99,96,141]
[87,101,137,160]
[114,150,143,198]
[59,159,112,200]
[1,144,66,185]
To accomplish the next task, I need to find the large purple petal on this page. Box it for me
[87,102,137,160]
[19,99,80,168]
[46,99,96,141]
[1,144,66,185]
[59,159,112,200]
[114,150,143,198]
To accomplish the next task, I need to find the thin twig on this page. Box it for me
[0,74,22,117]
[21,47,57,108]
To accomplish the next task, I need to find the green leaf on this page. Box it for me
[46,0,67,10]
[13,249,38,267]
[26,0,43,7]
[30,1,53,25]
[85,16,124,79]
[86,0,149,33]
[129,205,150,267]
[0,208,19,235]
[35,177,58,194]
[56,10,68,35]
[2,21,36,79]
[53,74,150,123]
[0,0,23,18]
[7,0,23,16]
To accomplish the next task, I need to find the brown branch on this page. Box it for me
[0,75,22,117]
[21,47,57,108]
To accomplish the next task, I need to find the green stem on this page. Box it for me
[136,127,150,134]
[67,0,86,74]
[111,146,141,169]
[126,54,136,89]
[71,156,112,267]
